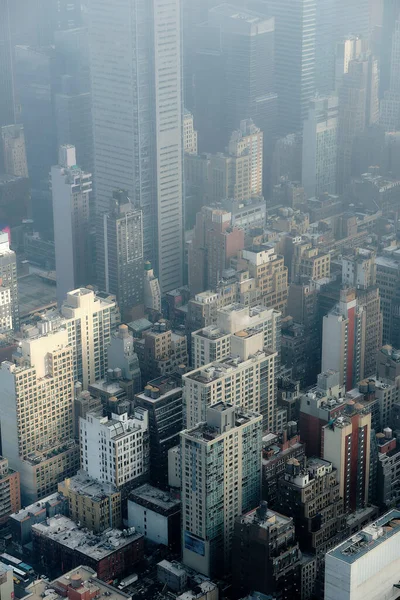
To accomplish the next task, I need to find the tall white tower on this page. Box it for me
[88,0,183,293]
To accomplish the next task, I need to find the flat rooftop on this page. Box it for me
[130,484,180,512]
[185,407,260,442]
[10,492,64,522]
[18,273,57,318]
[240,507,293,531]
[185,350,272,384]
[26,566,131,600]
[63,471,118,499]
[32,515,142,559]
[328,509,400,564]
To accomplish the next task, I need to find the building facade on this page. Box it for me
[181,403,262,577]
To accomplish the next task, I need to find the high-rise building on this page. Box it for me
[342,249,382,378]
[325,510,400,600]
[192,304,281,369]
[0,0,15,132]
[135,374,183,489]
[380,17,400,132]
[184,331,277,430]
[97,190,144,322]
[232,503,302,600]
[0,327,79,503]
[143,262,162,315]
[181,402,262,577]
[376,246,400,344]
[380,0,400,98]
[80,409,149,489]
[89,0,184,293]
[264,0,316,135]
[0,286,12,333]
[276,458,346,595]
[302,96,338,198]
[321,289,366,390]
[337,54,379,192]
[1,125,28,177]
[322,406,371,511]
[334,35,366,92]
[228,119,264,197]
[183,110,198,155]
[0,232,18,330]
[107,324,142,391]
[51,145,92,307]
[188,207,244,296]
[192,4,276,188]
[315,0,336,95]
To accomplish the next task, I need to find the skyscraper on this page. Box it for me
[0,0,15,131]
[181,402,262,577]
[302,96,338,198]
[97,190,144,322]
[1,124,28,178]
[265,0,316,135]
[89,0,184,293]
[51,145,92,307]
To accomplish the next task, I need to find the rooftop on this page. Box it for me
[328,510,400,564]
[18,273,57,318]
[32,515,142,560]
[185,350,273,384]
[25,566,130,600]
[129,484,180,513]
[10,492,65,522]
[184,406,260,442]
[240,505,293,531]
[62,471,118,500]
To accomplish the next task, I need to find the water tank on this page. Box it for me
[107,368,114,381]
[359,381,368,394]
[368,380,375,393]
[150,387,160,399]
[384,427,393,439]
[144,385,152,397]
[70,575,82,589]
[114,368,122,379]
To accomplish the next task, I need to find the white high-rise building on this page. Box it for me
[302,96,338,198]
[192,304,281,369]
[183,110,198,155]
[41,288,118,389]
[325,510,400,600]
[89,0,184,293]
[51,145,92,306]
[184,330,276,430]
[0,232,18,330]
[181,402,262,577]
[0,327,79,503]
[80,409,149,488]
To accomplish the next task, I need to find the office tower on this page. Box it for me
[299,370,346,457]
[342,249,382,378]
[335,36,366,92]
[264,0,316,135]
[89,0,184,293]
[376,248,400,344]
[143,262,162,315]
[228,119,264,197]
[189,207,244,296]
[380,17,400,132]
[192,304,281,369]
[302,96,338,198]
[0,232,18,330]
[376,429,400,509]
[380,0,400,98]
[0,456,20,526]
[80,409,149,488]
[97,190,143,322]
[181,402,262,577]
[232,503,302,600]
[315,0,336,95]
[1,125,28,178]
[276,458,345,595]
[322,289,366,390]
[322,405,371,511]
[335,0,371,39]
[135,374,183,489]
[54,27,93,176]
[107,324,142,390]
[183,110,198,155]
[184,331,277,429]
[325,510,400,600]
[0,327,79,503]
[337,54,379,193]
[291,240,331,282]
[0,0,15,131]
[134,321,188,384]
[271,134,302,186]
[41,288,118,389]
[51,145,91,307]
[238,244,289,313]
[193,5,276,187]
[14,45,57,229]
